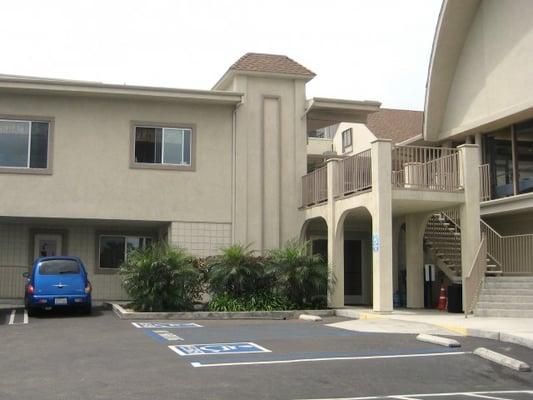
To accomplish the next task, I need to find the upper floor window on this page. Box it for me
[342,128,353,152]
[132,124,194,170]
[0,119,50,170]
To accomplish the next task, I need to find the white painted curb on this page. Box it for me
[416,334,461,348]
[299,314,322,322]
[474,347,531,372]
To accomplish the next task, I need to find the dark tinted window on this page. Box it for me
[29,122,49,168]
[39,260,80,275]
[99,236,126,268]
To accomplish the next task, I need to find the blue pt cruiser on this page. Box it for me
[24,256,92,316]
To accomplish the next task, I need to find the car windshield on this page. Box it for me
[39,260,80,275]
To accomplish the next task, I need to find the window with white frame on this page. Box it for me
[99,235,152,268]
[342,128,353,152]
[0,119,50,169]
[134,125,191,166]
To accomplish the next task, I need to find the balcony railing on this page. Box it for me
[335,149,372,198]
[301,166,327,207]
[391,146,461,191]
[479,163,491,202]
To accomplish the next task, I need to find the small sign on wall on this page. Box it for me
[372,234,380,252]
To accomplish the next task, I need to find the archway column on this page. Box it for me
[326,158,344,308]
[405,213,427,308]
[458,144,481,310]
[370,139,393,312]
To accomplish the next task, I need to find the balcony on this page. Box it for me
[301,145,466,208]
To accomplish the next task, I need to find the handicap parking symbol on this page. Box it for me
[169,342,271,356]
[131,322,203,329]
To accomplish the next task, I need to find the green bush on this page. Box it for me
[267,239,331,309]
[208,292,294,312]
[119,244,203,312]
[206,244,272,297]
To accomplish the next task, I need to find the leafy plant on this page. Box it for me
[119,243,203,312]
[267,239,332,309]
[206,244,271,297]
[208,292,294,312]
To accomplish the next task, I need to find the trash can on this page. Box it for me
[447,284,463,313]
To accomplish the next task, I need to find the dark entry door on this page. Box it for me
[344,240,362,304]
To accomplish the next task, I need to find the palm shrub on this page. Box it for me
[267,239,332,309]
[206,244,271,297]
[119,243,203,312]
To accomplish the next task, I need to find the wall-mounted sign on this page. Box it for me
[372,234,380,252]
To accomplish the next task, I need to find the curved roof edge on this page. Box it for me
[423,0,480,141]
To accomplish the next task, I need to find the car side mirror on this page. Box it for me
[22,272,29,278]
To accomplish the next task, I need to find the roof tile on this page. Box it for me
[230,53,316,77]
[366,108,423,144]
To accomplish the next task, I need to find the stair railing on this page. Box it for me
[464,234,487,318]
[480,220,503,271]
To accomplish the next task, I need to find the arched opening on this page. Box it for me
[301,217,328,261]
[337,207,373,306]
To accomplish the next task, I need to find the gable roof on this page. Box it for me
[366,108,423,144]
[229,53,316,77]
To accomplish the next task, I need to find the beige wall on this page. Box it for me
[332,122,377,156]
[0,221,135,300]
[230,75,307,251]
[0,93,234,223]
[438,0,533,139]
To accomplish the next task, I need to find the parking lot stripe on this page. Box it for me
[464,394,514,400]
[190,350,471,368]
[23,309,28,324]
[8,309,15,325]
[295,390,533,400]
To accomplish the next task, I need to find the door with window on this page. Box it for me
[34,234,63,260]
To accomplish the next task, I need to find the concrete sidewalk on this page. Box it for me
[336,307,533,350]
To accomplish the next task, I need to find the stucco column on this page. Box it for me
[458,144,481,310]
[405,213,427,308]
[326,158,344,308]
[370,139,393,312]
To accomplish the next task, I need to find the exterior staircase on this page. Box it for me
[424,213,462,283]
[424,212,502,284]
[425,211,533,317]
[475,276,533,317]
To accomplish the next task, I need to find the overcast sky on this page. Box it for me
[1,0,442,110]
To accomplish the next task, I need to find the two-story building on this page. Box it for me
[1,0,532,316]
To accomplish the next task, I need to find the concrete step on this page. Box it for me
[484,281,533,289]
[480,288,533,296]
[485,276,533,282]
[478,294,533,303]
[476,301,533,310]
[474,308,533,318]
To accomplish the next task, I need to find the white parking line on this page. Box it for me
[7,309,29,325]
[465,394,515,400]
[295,390,533,400]
[190,351,471,368]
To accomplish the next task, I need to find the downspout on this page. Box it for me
[231,99,243,244]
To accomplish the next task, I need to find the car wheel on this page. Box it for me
[26,306,37,317]
[82,304,92,315]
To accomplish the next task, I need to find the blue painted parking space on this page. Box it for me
[169,342,271,356]
[131,322,202,329]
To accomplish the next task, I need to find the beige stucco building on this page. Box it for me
[1,0,532,316]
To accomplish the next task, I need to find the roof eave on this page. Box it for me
[213,68,315,90]
[0,76,244,105]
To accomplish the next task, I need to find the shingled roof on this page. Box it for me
[229,53,316,77]
[366,108,423,144]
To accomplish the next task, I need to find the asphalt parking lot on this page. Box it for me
[1,306,533,400]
